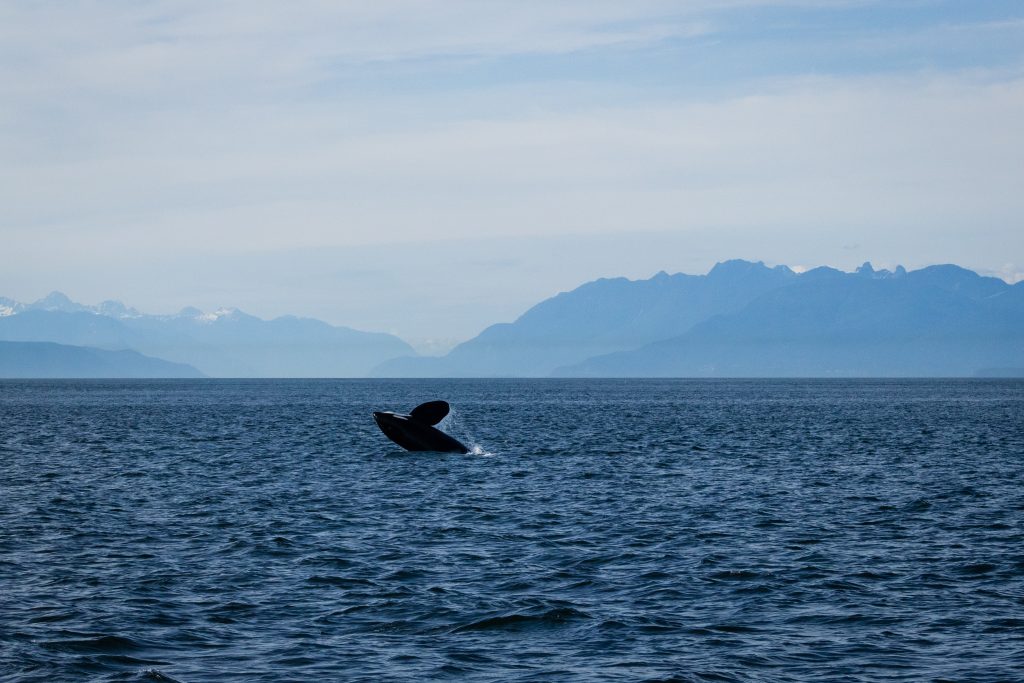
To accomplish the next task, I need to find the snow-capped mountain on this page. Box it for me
[2,291,144,318]
[0,293,415,377]
[0,297,25,317]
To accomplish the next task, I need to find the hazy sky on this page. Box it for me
[2,1,1022,350]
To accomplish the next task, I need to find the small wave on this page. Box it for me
[904,497,932,512]
[140,670,184,682]
[305,575,376,587]
[207,601,257,613]
[785,613,904,626]
[43,634,145,654]
[273,655,319,666]
[27,610,77,624]
[815,579,870,593]
[708,623,761,634]
[450,607,590,633]
[984,617,1024,632]
[98,654,172,666]
[707,569,762,581]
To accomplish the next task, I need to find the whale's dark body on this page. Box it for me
[373,400,469,454]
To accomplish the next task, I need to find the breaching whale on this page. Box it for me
[373,400,470,454]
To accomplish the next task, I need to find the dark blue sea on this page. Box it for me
[2,379,1023,682]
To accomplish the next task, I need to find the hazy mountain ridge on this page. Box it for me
[376,260,1023,378]
[558,263,1024,377]
[375,260,797,377]
[0,293,414,377]
[0,341,203,378]
[5,261,1020,378]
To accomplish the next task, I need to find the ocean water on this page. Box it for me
[1,379,1022,682]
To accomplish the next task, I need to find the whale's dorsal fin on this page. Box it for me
[409,400,450,426]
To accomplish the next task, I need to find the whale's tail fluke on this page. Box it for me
[409,400,450,426]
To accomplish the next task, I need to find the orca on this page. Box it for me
[373,400,470,454]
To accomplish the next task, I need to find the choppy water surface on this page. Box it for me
[2,379,1023,682]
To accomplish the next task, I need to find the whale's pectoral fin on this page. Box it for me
[409,400,450,426]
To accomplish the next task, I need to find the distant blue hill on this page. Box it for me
[0,341,203,378]
[0,295,414,377]
[374,260,1023,378]
[375,260,796,376]
[558,263,1024,377]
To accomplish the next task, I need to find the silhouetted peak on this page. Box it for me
[36,291,73,305]
[707,260,794,281]
[708,260,765,277]
[906,264,1009,297]
[196,307,252,323]
[177,306,203,317]
[96,300,140,318]
[915,264,977,279]
[801,265,846,280]
[910,264,980,286]
[855,262,907,280]
[30,291,88,313]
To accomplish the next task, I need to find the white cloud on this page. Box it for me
[0,1,898,107]
[987,265,1024,285]
[0,1,708,97]
[3,71,1022,247]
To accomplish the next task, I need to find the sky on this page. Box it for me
[1,0,1022,352]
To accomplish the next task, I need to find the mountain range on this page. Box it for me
[2,260,1021,378]
[375,260,798,376]
[0,293,412,377]
[373,260,1024,378]
[0,341,202,378]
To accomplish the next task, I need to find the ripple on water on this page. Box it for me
[1,378,1022,682]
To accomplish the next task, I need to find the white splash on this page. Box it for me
[442,408,492,456]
